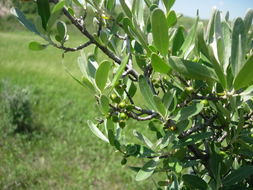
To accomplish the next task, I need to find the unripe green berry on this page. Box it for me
[201,99,209,106]
[185,86,194,93]
[121,158,127,165]
[118,101,126,109]
[251,134,253,138]
[219,151,227,156]
[110,93,120,103]
[120,112,128,120]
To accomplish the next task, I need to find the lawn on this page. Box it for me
[0,30,153,189]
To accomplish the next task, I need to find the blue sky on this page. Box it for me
[172,0,252,19]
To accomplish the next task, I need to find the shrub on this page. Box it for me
[1,81,33,134]
[13,0,253,189]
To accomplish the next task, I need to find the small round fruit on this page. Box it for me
[185,86,194,93]
[251,134,253,138]
[219,151,227,157]
[118,101,126,109]
[110,93,120,103]
[121,158,127,165]
[201,99,209,106]
[119,120,126,128]
[120,112,128,120]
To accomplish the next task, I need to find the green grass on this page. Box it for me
[0,31,154,189]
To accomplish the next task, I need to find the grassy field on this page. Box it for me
[0,30,155,189]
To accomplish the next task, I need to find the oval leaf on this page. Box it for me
[87,120,109,143]
[57,21,67,42]
[11,8,40,35]
[234,55,253,90]
[169,56,218,81]
[151,53,171,74]
[167,10,177,28]
[28,41,47,51]
[183,174,208,190]
[223,165,253,186]
[173,102,204,121]
[52,1,66,14]
[95,61,112,91]
[136,159,158,181]
[111,56,129,88]
[139,75,156,110]
[151,9,169,56]
[36,0,51,30]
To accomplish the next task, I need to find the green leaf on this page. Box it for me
[139,75,156,110]
[177,132,212,147]
[108,129,115,146]
[231,18,245,76]
[163,89,176,111]
[135,159,159,181]
[244,9,253,34]
[206,8,217,43]
[172,26,185,55]
[105,0,116,12]
[133,130,154,149]
[162,0,175,12]
[119,0,132,18]
[52,0,66,14]
[10,8,40,35]
[167,10,177,28]
[196,22,209,59]
[151,53,171,74]
[169,56,218,81]
[223,165,253,186]
[180,14,198,58]
[182,174,208,190]
[153,96,166,116]
[28,41,47,51]
[100,95,110,114]
[173,102,204,121]
[87,120,109,143]
[151,8,169,56]
[35,16,46,35]
[56,21,67,42]
[111,56,129,88]
[234,55,253,90]
[79,76,96,93]
[36,0,51,30]
[95,61,112,91]
[87,55,98,78]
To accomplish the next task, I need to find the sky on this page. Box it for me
[172,0,252,19]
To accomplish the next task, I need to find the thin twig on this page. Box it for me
[53,41,92,53]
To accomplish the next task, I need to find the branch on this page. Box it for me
[51,0,139,80]
[109,104,159,121]
[178,115,217,139]
[53,41,92,53]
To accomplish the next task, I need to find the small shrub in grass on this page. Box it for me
[1,81,33,134]
[13,0,253,189]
